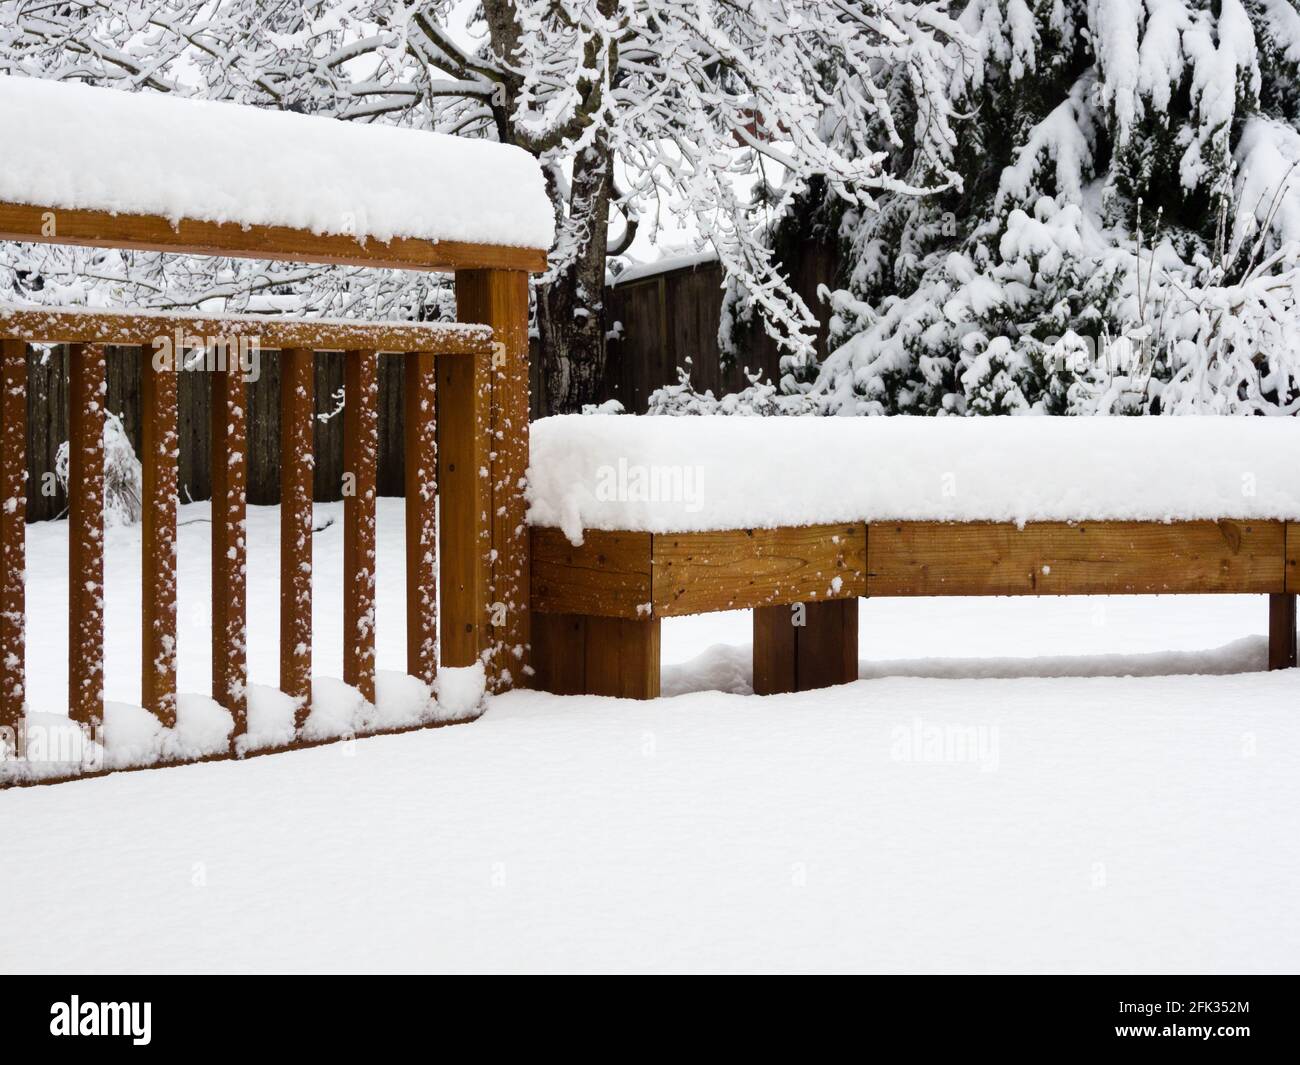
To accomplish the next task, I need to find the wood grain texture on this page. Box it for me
[455,269,531,691]
[68,344,105,729]
[0,339,26,726]
[752,604,797,696]
[584,617,661,700]
[797,599,859,691]
[753,600,858,695]
[279,348,314,718]
[0,201,547,274]
[867,521,1287,597]
[342,350,378,704]
[1269,594,1297,670]
[404,353,439,682]
[435,352,490,670]
[140,357,178,725]
[1287,522,1298,595]
[529,612,588,696]
[652,524,866,617]
[531,527,653,619]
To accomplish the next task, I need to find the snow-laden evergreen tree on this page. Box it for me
[0,0,967,413]
[656,0,1300,415]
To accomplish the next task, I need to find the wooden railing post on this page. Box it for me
[403,352,438,683]
[0,337,26,729]
[343,349,378,703]
[141,343,179,725]
[68,343,106,731]
[455,269,530,691]
[435,350,489,670]
[211,362,248,732]
[279,348,314,720]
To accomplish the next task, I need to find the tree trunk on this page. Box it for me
[536,141,611,415]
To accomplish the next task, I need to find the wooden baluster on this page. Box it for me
[211,361,248,732]
[68,343,106,730]
[279,348,314,722]
[455,270,530,691]
[0,338,26,728]
[403,352,438,683]
[436,350,489,670]
[343,349,378,703]
[141,343,179,725]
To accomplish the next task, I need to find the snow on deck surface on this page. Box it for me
[4,626,1298,973]
[527,414,1300,539]
[4,501,1299,972]
[0,75,553,250]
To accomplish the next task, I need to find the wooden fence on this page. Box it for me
[23,345,413,521]
[596,243,838,415]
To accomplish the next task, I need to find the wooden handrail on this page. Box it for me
[0,201,548,274]
[0,304,494,354]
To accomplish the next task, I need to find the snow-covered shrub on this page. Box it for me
[54,411,143,526]
[662,0,1300,417]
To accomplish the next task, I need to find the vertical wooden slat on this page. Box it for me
[279,348,314,720]
[68,343,106,730]
[211,363,248,731]
[343,349,378,703]
[0,338,27,727]
[1268,593,1297,671]
[403,352,438,682]
[141,345,179,725]
[435,351,489,670]
[455,270,531,691]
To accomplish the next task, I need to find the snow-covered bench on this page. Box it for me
[525,415,1300,698]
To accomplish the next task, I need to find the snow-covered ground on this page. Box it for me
[3,504,1299,972]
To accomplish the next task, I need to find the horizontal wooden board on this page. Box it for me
[0,201,548,274]
[867,520,1287,597]
[531,527,653,619]
[0,306,494,355]
[652,524,866,617]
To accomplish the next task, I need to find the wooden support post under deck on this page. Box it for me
[1269,594,1297,671]
[342,349,378,704]
[753,600,859,695]
[531,612,661,700]
[403,352,438,683]
[279,348,314,720]
[586,617,661,699]
[0,338,26,728]
[455,269,531,692]
[141,346,179,725]
[68,343,106,730]
[211,365,248,731]
[435,351,489,671]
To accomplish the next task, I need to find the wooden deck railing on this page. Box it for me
[0,307,494,742]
